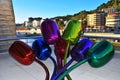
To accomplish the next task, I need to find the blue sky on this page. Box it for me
[12,0,109,23]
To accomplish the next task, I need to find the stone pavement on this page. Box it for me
[0,51,120,80]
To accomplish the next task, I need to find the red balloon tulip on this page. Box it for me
[9,41,35,65]
[9,41,50,80]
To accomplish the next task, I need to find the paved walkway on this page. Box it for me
[0,51,120,80]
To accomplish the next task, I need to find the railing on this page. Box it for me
[0,36,41,41]
[82,35,120,40]
[82,35,120,51]
[82,35,120,43]
[0,36,41,52]
[0,35,120,52]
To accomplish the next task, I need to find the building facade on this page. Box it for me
[0,0,16,37]
[32,20,39,27]
[24,18,44,28]
[106,12,120,32]
[87,12,106,32]
[0,0,16,52]
[102,8,118,14]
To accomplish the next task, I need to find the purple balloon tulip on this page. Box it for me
[71,38,92,61]
[40,19,60,44]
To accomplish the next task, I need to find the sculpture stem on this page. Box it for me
[63,41,72,80]
[57,58,89,80]
[35,58,50,80]
[50,56,57,79]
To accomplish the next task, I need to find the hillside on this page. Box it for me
[54,0,120,21]
[52,0,120,28]
[72,0,120,20]
[96,0,120,11]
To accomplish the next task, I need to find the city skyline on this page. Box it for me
[13,0,109,23]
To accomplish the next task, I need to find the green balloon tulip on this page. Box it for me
[88,40,114,68]
[62,19,82,44]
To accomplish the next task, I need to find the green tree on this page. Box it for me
[72,10,89,20]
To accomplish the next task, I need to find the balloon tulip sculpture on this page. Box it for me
[32,38,57,78]
[51,38,92,80]
[9,19,115,80]
[41,19,60,44]
[56,40,114,80]
[62,19,83,65]
[9,41,50,80]
[40,19,62,72]
[54,37,71,80]
[54,37,70,71]
[41,19,71,80]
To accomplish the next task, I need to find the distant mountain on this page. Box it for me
[53,0,120,21]
[96,0,120,11]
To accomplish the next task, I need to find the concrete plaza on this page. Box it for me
[0,50,120,80]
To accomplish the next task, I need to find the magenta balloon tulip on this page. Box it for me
[40,19,60,44]
[54,38,70,59]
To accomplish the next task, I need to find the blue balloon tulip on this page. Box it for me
[32,38,51,60]
[32,38,57,78]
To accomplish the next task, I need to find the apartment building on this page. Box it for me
[32,20,40,27]
[24,18,44,28]
[102,8,118,13]
[87,12,106,32]
[106,12,120,32]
